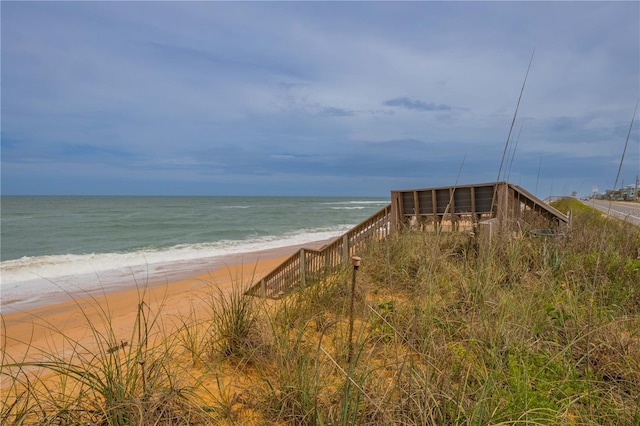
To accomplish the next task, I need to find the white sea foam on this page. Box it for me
[0,227,351,311]
[328,200,389,210]
[324,200,389,205]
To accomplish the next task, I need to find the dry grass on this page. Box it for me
[2,198,639,425]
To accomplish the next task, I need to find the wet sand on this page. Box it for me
[1,241,329,365]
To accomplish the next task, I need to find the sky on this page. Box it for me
[1,1,639,197]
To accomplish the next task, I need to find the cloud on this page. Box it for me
[320,107,355,117]
[1,1,638,197]
[383,97,452,112]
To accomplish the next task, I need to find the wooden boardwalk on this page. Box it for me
[245,182,569,299]
[391,181,569,231]
[245,204,392,299]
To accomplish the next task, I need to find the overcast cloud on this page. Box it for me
[1,1,638,197]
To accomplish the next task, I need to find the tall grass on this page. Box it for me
[1,289,213,425]
[2,198,639,424]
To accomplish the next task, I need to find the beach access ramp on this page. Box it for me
[245,181,569,299]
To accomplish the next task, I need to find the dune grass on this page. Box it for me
[2,197,639,425]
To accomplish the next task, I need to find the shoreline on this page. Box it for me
[1,239,331,364]
[1,238,335,313]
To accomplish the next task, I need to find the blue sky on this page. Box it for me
[2,1,638,197]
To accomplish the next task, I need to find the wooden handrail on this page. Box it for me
[245,204,392,298]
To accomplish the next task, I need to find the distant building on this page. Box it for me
[605,189,619,200]
[622,184,638,201]
[605,185,639,201]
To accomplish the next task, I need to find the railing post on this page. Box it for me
[342,234,349,265]
[300,249,306,287]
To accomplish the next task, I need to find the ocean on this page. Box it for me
[1,196,389,311]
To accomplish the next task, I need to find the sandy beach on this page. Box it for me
[1,241,328,366]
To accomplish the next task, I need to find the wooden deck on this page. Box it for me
[391,181,569,231]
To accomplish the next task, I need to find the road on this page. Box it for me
[586,199,640,226]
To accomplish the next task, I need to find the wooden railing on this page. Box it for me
[391,181,569,230]
[245,204,392,299]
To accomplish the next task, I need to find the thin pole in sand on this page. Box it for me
[347,256,361,365]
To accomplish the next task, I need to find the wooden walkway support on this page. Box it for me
[244,204,392,299]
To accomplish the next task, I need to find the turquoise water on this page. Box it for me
[1,196,388,261]
[0,196,388,309]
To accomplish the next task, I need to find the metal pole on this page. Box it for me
[343,256,361,417]
[347,256,361,364]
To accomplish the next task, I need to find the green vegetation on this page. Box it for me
[2,198,639,425]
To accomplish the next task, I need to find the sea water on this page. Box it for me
[0,196,388,310]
